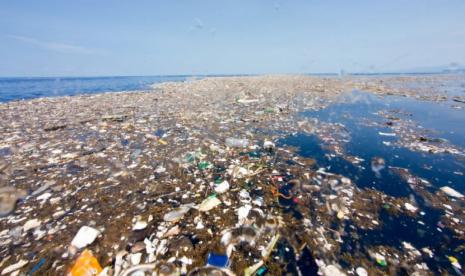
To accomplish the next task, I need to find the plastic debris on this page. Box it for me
[198,161,213,170]
[198,195,222,212]
[187,266,235,276]
[378,132,396,136]
[404,202,418,212]
[320,264,346,276]
[71,226,100,249]
[256,266,267,276]
[29,258,46,275]
[263,140,275,151]
[68,250,102,276]
[229,166,250,179]
[0,187,27,217]
[163,205,192,222]
[237,204,252,223]
[0,75,464,275]
[225,138,249,148]
[214,181,230,194]
[440,186,464,198]
[130,253,142,265]
[371,156,385,177]
[1,260,28,275]
[375,253,387,267]
[448,256,462,270]
[206,253,230,268]
[237,98,259,104]
[23,219,41,232]
[132,220,148,231]
[355,267,368,276]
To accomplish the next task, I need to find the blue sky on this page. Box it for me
[1,1,465,76]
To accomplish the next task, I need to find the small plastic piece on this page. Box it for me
[225,138,249,148]
[198,195,221,212]
[68,250,102,276]
[71,226,100,249]
[207,253,229,268]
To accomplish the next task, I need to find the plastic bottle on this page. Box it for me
[225,138,249,148]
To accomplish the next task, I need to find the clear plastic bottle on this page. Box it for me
[225,138,249,148]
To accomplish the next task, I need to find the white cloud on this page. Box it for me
[8,35,107,55]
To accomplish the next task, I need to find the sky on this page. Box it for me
[1,1,465,76]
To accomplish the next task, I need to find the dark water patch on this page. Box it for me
[278,90,465,274]
[348,208,462,273]
[300,91,465,194]
[279,133,412,197]
[307,90,465,149]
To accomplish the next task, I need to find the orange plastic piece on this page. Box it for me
[270,186,293,200]
[68,249,102,276]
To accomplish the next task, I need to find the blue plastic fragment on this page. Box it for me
[207,253,229,268]
[257,266,268,276]
[29,258,46,275]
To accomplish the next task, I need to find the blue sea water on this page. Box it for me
[0,76,193,102]
[279,89,465,273]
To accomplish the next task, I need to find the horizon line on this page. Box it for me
[0,70,463,79]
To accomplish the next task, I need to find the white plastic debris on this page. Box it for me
[36,192,52,202]
[252,197,264,206]
[214,181,230,194]
[198,196,221,212]
[155,166,166,174]
[196,221,205,229]
[0,187,27,217]
[130,253,142,265]
[404,202,418,212]
[71,226,100,249]
[132,220,148,231]
[440,186,464,198]
[229,166,250,179]
[237,205,252,223]
[403,241,415,250]
[1,259,28,275]
[163,205,192,222]
[375,253,387,265]
[237,98,259,104]
[163,225,180,237]
[23,219,41,232]
[144,238,156,254]
[320,264,346,276]
[179,256,193,265]
[225,137,249,148]
[263,140,275,150]
[378,132,396,136]
[422,247,434,258]
[239,189,251,202]
[355,267,368,276]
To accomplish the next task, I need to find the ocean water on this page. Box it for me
[279,89,465,273]
[0,76,193,102]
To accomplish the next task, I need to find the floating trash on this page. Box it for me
[71,226,100,249]
[198,195,221,212]
[0,75,464,275]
